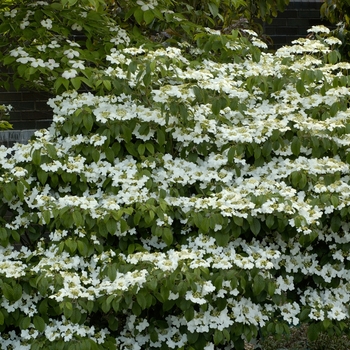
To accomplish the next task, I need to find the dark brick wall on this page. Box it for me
[0,89,52,130]
[264,1,330,49]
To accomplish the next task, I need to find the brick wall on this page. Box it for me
[0,89,52,130]
[264,0,329,49]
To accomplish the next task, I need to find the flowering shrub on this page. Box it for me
[0,0,288,94]
[2,0,350,348]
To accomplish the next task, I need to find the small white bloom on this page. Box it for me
[41,18,52,29]
[45,59,59,70]
[69,60,85,70]
[62,69,78,79]
[136,0,158,11]
[64,49,80,59]
[324,37,342,46]
[20,21,30,29]
[71,23,83,31]
[17,56,33,64]
[31,58,46,68]
[252,39,268,49]
[307,25,330,34]
[48,41,61,49]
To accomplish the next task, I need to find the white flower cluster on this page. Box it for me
[2,24,350,348]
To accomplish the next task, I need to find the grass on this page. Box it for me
[245,324,350,350]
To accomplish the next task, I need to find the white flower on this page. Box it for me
[185,291,207,305]
[31,58,46,68]
[307,25,330,34]
[324,36,342,46]
[64,49,80,59]
[20,21,30,29]
[252,39,268,49]
[136,0,158,11]
[17,56,33,64]
[41,18,52,29]
[204,27,221,35]
[48,41,61,49]
[62,69,78,79]
[69,60,85,70]
[328,305,346,321]
[4,9,17,18]
[45,59,60,70]
[9,47,28,57]
[71,23,83,31]
[242,29,258,37]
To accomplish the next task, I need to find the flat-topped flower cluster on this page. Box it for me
[1,1,350,347]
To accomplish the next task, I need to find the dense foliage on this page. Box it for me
[0,0,289,93]
[1,0,350,349]
[321,0,350,61]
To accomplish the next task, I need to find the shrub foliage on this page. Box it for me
[1,1,350,349]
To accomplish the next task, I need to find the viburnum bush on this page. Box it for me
[2,0,350,349]
[0,0,288,93]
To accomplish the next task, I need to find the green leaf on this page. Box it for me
[323,318,332,329]
[32,149,41,165]
[253,274,265,296]
[71,77,82,90]
[83,114,94,132]
[157,129,166,147]
[42,210,51,225]
[13,283,22,301]
[65,238,77,254]
[145,143,154,155]
[19,316,31,330]
[92,149,100,163]
[208,2,219,17]
[212,98,221,115]
[138,143,145,156]
[214,329,224,345]
[162,228,173,246]
[134,7,144,24]
[73,210,84,227]
[250,218,261,236]
[228,147,236,163]
[16,181,25,201]
[0,311,4,325]
[291,137,301,156]
[46,144,58,159]
[37,168,49,185]
[136,292,147,310]
[122,125,133,143]
[296,79,305,95]
[262,140,272,157]
[0,228,7,241]
[143,10,154,24]
[215,231,229,246]
[266,215,275,229]
[2,283,13,300]
[77,240,88,256]
[106,219,117,234]
[267,281,276,296]
[184,306,195,321]
[298,173,307,190]
[33,315,46,332]
[307,323,321,342]
[105,147,115,163]
[3,184,14,201]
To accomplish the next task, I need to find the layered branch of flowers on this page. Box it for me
[0,0,350,348]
